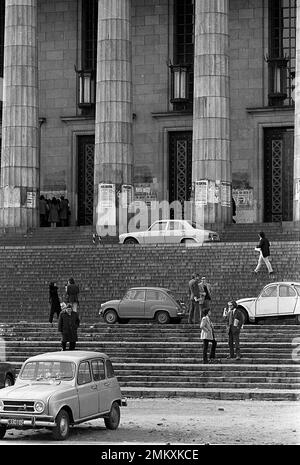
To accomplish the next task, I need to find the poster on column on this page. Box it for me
[221,181,231,207]
[96,183,116,236]
[195,180,208,205]
[120,184,134,208]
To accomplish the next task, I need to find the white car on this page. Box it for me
[119,219,220,245]
[236,281,300,324]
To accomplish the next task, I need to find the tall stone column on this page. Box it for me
[294,0,300,221]
[192,0,231,224]
[0,0,39,229]
[94,0,133,230]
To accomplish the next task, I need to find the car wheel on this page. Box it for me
[181,238,196,245]
[238,307,249,324]
[104,309,118,324]
[155,311,170,324]
[0,425,7,440]
[124,237,138,245]
[104,402,120,430]
[52,409,70,441]
[4,374,14,387]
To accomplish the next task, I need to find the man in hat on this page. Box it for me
[58,304,80,350]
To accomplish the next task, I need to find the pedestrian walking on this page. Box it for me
[198,276,212,320]
[223,300,244,360]
[200,308,217,364]
[188,273,200,324]
[48,282,61,326]
[66,277,80,312]
[48,197,60,228]
[253,231,274,275]
[58,303,80,350]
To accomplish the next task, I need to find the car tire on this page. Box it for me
[124,237,138,245]
[104,309,118,324]
[0,425,7,440]
[4,374,14,387]
[238,307,249,324]
[104,402,120,430]
[155,311,170,324]
[52,409,70,441]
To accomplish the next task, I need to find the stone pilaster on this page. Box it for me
[192,0,231,224]
[94,0,133,228]
[294,0,300,221]
[0,0,39,229]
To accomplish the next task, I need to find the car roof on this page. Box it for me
[129,287,171,292]
[23,351,110,363]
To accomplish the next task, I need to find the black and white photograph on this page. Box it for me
[0,0,299,457]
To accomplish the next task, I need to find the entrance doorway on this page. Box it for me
[77,135,95,225]
[264,127,294,222]
[168,131,192,211]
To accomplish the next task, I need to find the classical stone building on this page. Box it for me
[0,0,299,230]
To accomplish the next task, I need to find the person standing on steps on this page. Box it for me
[188,273,200,325]
[66,277,80,313]
[200,308,218,364]
[253,231,274,275]
[198,276,212,320]
[48,197,60,228]
[223,300,244,360]
[58,303,80,350]
[48,282,61,326]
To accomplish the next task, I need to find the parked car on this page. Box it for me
[0,351,127,441]
[0,362,15,389]
[119,219,220,245]
[236,281,300,324]
[99,287,187,324]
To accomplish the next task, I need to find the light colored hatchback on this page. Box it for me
[0,351,127,441]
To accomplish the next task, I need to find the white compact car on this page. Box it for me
[236,281,300,324]
[119,219,220,245]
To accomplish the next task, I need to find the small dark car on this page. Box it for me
[0,362,15,388]
[99,287,186,324]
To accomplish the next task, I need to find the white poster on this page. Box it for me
[195,180,208,205]
[26,191,37,209]
[221,181,231,207]
[120,184,134,208]
[96,183,116,234]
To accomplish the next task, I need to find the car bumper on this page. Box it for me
[0,413,56,428]
[121,397,127,407]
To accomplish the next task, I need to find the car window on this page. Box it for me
[294,285,300,296]
[168,221,184,231]
[106,360,115,379]
[279,285,296,297]
[260,285,277,298]
[146,290,168,301]
[77,361,92,385]
[148,222,167,232]
[91,359,105,381]
[123,289,145,301]
[20,361,75,380]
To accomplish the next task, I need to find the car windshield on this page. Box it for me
[20,360,76,381]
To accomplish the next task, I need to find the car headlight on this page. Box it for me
[34,401,45,413]
[0,400,4,411]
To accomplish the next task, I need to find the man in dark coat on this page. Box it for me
[188,273,200,325]
[253,231,274,275]
[66,277,80,312]
[223,300,244,360]
[58,304,80,350]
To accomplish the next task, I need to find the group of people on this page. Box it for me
[48,278,80,351]
[189,231,274,364]
[39,195,71,228]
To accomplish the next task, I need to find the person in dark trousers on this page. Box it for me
[66,277,80,312]
[39,195,49,227]
[231,196,236,223]
[48,282,61,326]
[198,276,212,320]
[58,304,80,350]
[188,273,200,324]
[223,300,244,360]
[200,308,217,364]
[253,231,274,275]
[59,196,69,227]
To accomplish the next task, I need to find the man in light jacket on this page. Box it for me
[200,308,217,364]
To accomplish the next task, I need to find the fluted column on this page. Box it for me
[294,0,300,221]
[192,0,231,224]
[94,0,133,228]
[0,0,39,229]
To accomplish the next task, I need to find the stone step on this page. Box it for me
[118,380,300,389]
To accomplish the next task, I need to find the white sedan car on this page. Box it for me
[236,281,300,324]
[119,220,220,245]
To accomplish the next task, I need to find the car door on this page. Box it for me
[118,289,145,318]
[278,285,297,315]
[90,358,111,414]
[144,289,176,318]
[255,284,278,316]
[142,221,168,244]
[164,221,185,244]
[76,361,98,418]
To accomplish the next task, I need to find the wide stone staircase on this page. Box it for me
[0,322,299,401]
